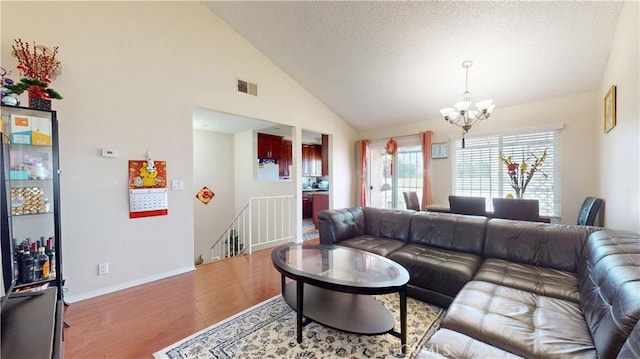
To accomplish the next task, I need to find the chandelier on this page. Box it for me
[440,60,494,148]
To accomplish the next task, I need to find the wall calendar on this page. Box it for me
[128,158,168,218]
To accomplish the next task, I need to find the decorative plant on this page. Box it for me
[4,39,62,100]
[195,254,204,266]
[499,149,548,199]
[227,229,244,256]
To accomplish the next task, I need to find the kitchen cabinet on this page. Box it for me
[312,193,329,229]
[280,140,292,177]
[321,134,329,176]
[302,192,313,218]
[257,133,283,159]
[302,144,322,176]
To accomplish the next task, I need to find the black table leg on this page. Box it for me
[281,274,286,294]
[400,287,407,353]
[296,280,304,344]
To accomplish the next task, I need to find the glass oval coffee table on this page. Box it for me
[271,244,410,352]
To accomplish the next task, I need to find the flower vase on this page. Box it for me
[29,96,51,111]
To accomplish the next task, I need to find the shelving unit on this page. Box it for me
[1,105,64,358]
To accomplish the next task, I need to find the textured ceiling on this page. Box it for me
[204,1,623,131]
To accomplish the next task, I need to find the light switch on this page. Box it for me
[171,179,184,191]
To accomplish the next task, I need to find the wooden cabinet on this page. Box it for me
[312,193,329,228]
[257,133,283,159]
[302,144,323,176]
[321,134,329,176]
[301,144,313,176]
[280,140,292,177]
[302,192,313,218]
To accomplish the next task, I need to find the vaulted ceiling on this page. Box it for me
[204,1,623,131]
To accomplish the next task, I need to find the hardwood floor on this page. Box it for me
[63,241,318,358]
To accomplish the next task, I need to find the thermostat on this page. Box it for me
[101,149,118,158]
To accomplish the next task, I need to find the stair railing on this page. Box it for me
[210,195,295,262]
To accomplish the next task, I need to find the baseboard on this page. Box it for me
[63,266,195,303]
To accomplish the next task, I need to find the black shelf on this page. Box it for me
[1,105,64,298]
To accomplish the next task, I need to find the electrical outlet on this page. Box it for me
[98,263,109,276]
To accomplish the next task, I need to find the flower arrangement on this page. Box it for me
[4,39,62,101]
[499,149,548,199]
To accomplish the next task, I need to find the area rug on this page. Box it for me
[302,229,319,241]
[153,293,444,359]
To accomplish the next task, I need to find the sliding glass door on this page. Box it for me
[368,145,423,210]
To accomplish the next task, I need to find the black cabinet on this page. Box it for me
[1,288,64,358]
[1,105,63,297]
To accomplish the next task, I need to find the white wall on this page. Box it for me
[1,2,357,302]
[597,1,640,233]
[359,91,600,225]
[193,130,235,264]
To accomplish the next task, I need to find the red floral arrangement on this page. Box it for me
[5,39,62,100]
[499,149,548,199]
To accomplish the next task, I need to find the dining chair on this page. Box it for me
[492,198,540,222]
[577,197,604,226]
[403,191,420,211]
[448,195,486,216]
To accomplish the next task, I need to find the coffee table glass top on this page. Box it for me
[272,244,409,288]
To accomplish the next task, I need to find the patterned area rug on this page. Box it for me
[154,293,444,359]
[302,229,319,241]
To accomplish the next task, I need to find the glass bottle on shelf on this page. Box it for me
[46,239,56,277]
[33,246,43,281]
[38,247,49,279]
[20,248,34,284]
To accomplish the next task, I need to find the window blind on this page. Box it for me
[454,129,560,216]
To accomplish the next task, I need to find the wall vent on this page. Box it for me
[237,79,258,96]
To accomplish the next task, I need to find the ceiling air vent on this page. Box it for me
[237,79,258,96]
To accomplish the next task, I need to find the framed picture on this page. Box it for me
[431,142,448,159]
[604,85,616,133]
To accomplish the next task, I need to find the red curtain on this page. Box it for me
[356,140,369,206]
[420,131,433,210]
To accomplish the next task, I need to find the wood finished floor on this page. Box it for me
[63,239,318,358]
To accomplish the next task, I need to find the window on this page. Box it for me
[453,128,561,216]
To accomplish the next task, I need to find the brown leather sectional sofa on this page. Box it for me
[318,206,640,359]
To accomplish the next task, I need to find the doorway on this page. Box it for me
[301,129,329,239]
[368,144,423,210]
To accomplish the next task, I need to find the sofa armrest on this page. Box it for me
[318,207,365,245]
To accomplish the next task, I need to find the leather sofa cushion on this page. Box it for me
[338,235,406,257]
[485,219,589,272]
[577,230,640,359]
[617,320,640,359]
[419,328,524,359]
[389,244,482,297]
[442,281,597,359]
[410,212,487,255]
[318,206,366,244]
[474,258,580,303]
[362,207,414,242]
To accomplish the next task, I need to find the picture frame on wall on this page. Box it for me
[604,85,616,133]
